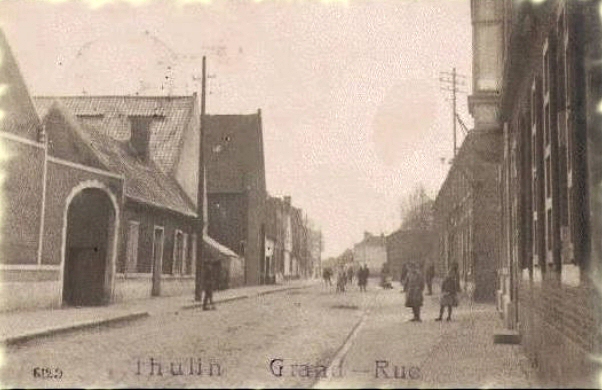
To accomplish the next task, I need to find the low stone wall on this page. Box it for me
[0,268,62,312]
[113,274,195,302]
[0,280,62,313]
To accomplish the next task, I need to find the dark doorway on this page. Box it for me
[63,188,114,307]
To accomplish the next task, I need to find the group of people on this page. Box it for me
[322,264,370,293]
[402,262,461,322]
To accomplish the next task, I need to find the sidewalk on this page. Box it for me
[314,283,538,389]
[0,279,316,347]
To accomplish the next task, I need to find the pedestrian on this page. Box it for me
[347,266,354,286]
[405,262,425,322]
[336,267,347,293]
[425,263,435,295]
[323,267,332,286]
[363,264,370,292]
[202,262,217,311]
[435,263,461,321]
[356,264,366,292]
[400,263,409,292]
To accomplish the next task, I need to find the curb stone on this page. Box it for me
[180,294,250,310]
[1,311,149,347]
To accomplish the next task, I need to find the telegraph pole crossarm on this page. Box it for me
[439,67,467,159]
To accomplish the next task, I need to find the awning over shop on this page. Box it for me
[203,235,240,262]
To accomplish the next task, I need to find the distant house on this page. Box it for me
[386,228,437,281]
[265,195,294,282]
[265,195,284,284]
[291,206,306,279]
[353,232,387,276]
[203,112,267,286]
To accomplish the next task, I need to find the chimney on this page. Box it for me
[364,231,370,240]
[129,116,152,161]
[284,196,291,208]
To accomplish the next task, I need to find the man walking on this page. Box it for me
[203,262,217,311]
[357,264,368,292]
[400,263,409,292]
[405,262,425,322]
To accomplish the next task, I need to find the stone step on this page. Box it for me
[493,330,521,345]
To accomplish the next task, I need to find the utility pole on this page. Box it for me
[195,56,207,301]
[440,67,467,159]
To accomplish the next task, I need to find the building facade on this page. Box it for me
[433,131,501,302]
[204,112,267,286]
[474,0,602,386]
[353,232,387,276]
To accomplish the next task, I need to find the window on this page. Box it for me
[182,233,189,275]
[189,234,197,276]
[547,209,552,252]
[151,226,164,296]
[533,219,538,260]
[125,221,140,273]
[545,156,552,197]
[172,230,185,275]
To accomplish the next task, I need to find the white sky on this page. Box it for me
[0,0,473,258]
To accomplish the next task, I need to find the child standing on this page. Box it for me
[435,263,460,321]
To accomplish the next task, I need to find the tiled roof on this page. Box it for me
[33,95,196,174]
[356,233,386,247]
[45,101,196,217]
[204,113,265,194]
[0,29,41,140]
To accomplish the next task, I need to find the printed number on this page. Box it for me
[33,367,63,379]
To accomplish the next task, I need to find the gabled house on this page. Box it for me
[33,95,202,302]
[203,111,267,286]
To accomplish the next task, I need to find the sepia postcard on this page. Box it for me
[0,0,601,388]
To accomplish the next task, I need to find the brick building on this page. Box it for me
[204,112,267,286]
[472,0,602,386]
[433,131,501,302]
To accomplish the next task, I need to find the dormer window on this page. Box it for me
[129,116,153,161]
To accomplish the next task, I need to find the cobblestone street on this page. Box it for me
[0,280,536,388]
